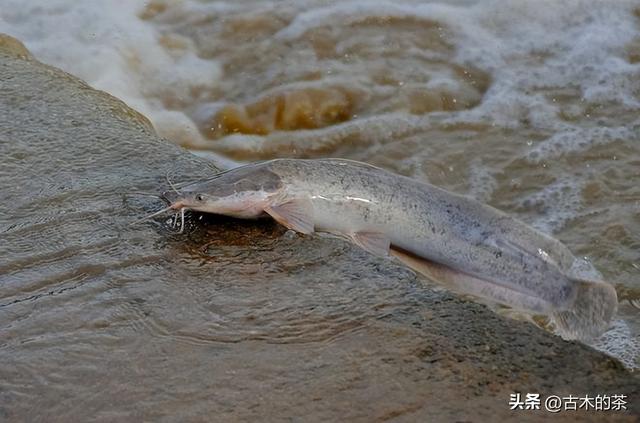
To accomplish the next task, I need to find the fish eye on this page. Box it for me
[195,194,205,202]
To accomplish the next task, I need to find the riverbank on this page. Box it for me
[0,34,637,421]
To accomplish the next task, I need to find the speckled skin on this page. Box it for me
[175,158,617,334]
[267,159,579,308]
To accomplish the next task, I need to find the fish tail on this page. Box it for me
[551,279,618,341]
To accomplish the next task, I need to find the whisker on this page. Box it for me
[172,211,178,228]
[179,207,186,234]
[124,192,166,200]
[130,205,175,226]
[166,170,181,195]
[166,163,252,191]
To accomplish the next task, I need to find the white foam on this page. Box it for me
[592,318,640,370]
[526,126,636,163]
[467,158,497,203]
[0,0,222,145]
[451,0,640,103]
[3,0,638,157]
[275,1,455,41]
[517,178,585,233]
[274,0,640,162]
[207,113,430,158]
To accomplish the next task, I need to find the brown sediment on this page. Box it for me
[137,3,491,148]
[407,84,479,114]
[220,13,288,40]
[2,29,639,422]
[626,37,640,63]
[0,35,32,59]
[581,181,605,202]
[208,86,358,137]
[138,0,168,20]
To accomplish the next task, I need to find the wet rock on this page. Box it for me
[0,34,637,421]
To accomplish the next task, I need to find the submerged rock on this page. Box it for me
[0,34,637,421]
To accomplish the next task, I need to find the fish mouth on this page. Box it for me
[170,201,185,210]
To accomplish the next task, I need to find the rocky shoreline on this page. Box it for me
[0,34,637,421]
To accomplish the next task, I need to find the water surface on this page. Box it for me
[1,1,640,419]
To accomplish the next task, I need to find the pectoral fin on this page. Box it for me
[265,199,314,234]
[351,231,391,257]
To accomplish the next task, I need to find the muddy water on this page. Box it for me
[3,2,638,280]
[151,0,640,367]
[0,37,640,422]
[136,0,640,304]
[1,0,640,420]
[1,35,639,421]
[5,0,637,364]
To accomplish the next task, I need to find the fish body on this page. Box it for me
[168,158,618,340]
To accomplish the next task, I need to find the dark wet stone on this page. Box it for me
[0,34,637,421]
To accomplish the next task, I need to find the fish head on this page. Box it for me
[167,163,282,218]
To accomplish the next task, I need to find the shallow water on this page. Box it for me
[6,0,637,365]
[1,0,640,417]
[10,49,636,422]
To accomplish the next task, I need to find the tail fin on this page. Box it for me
[551,279,618,341]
